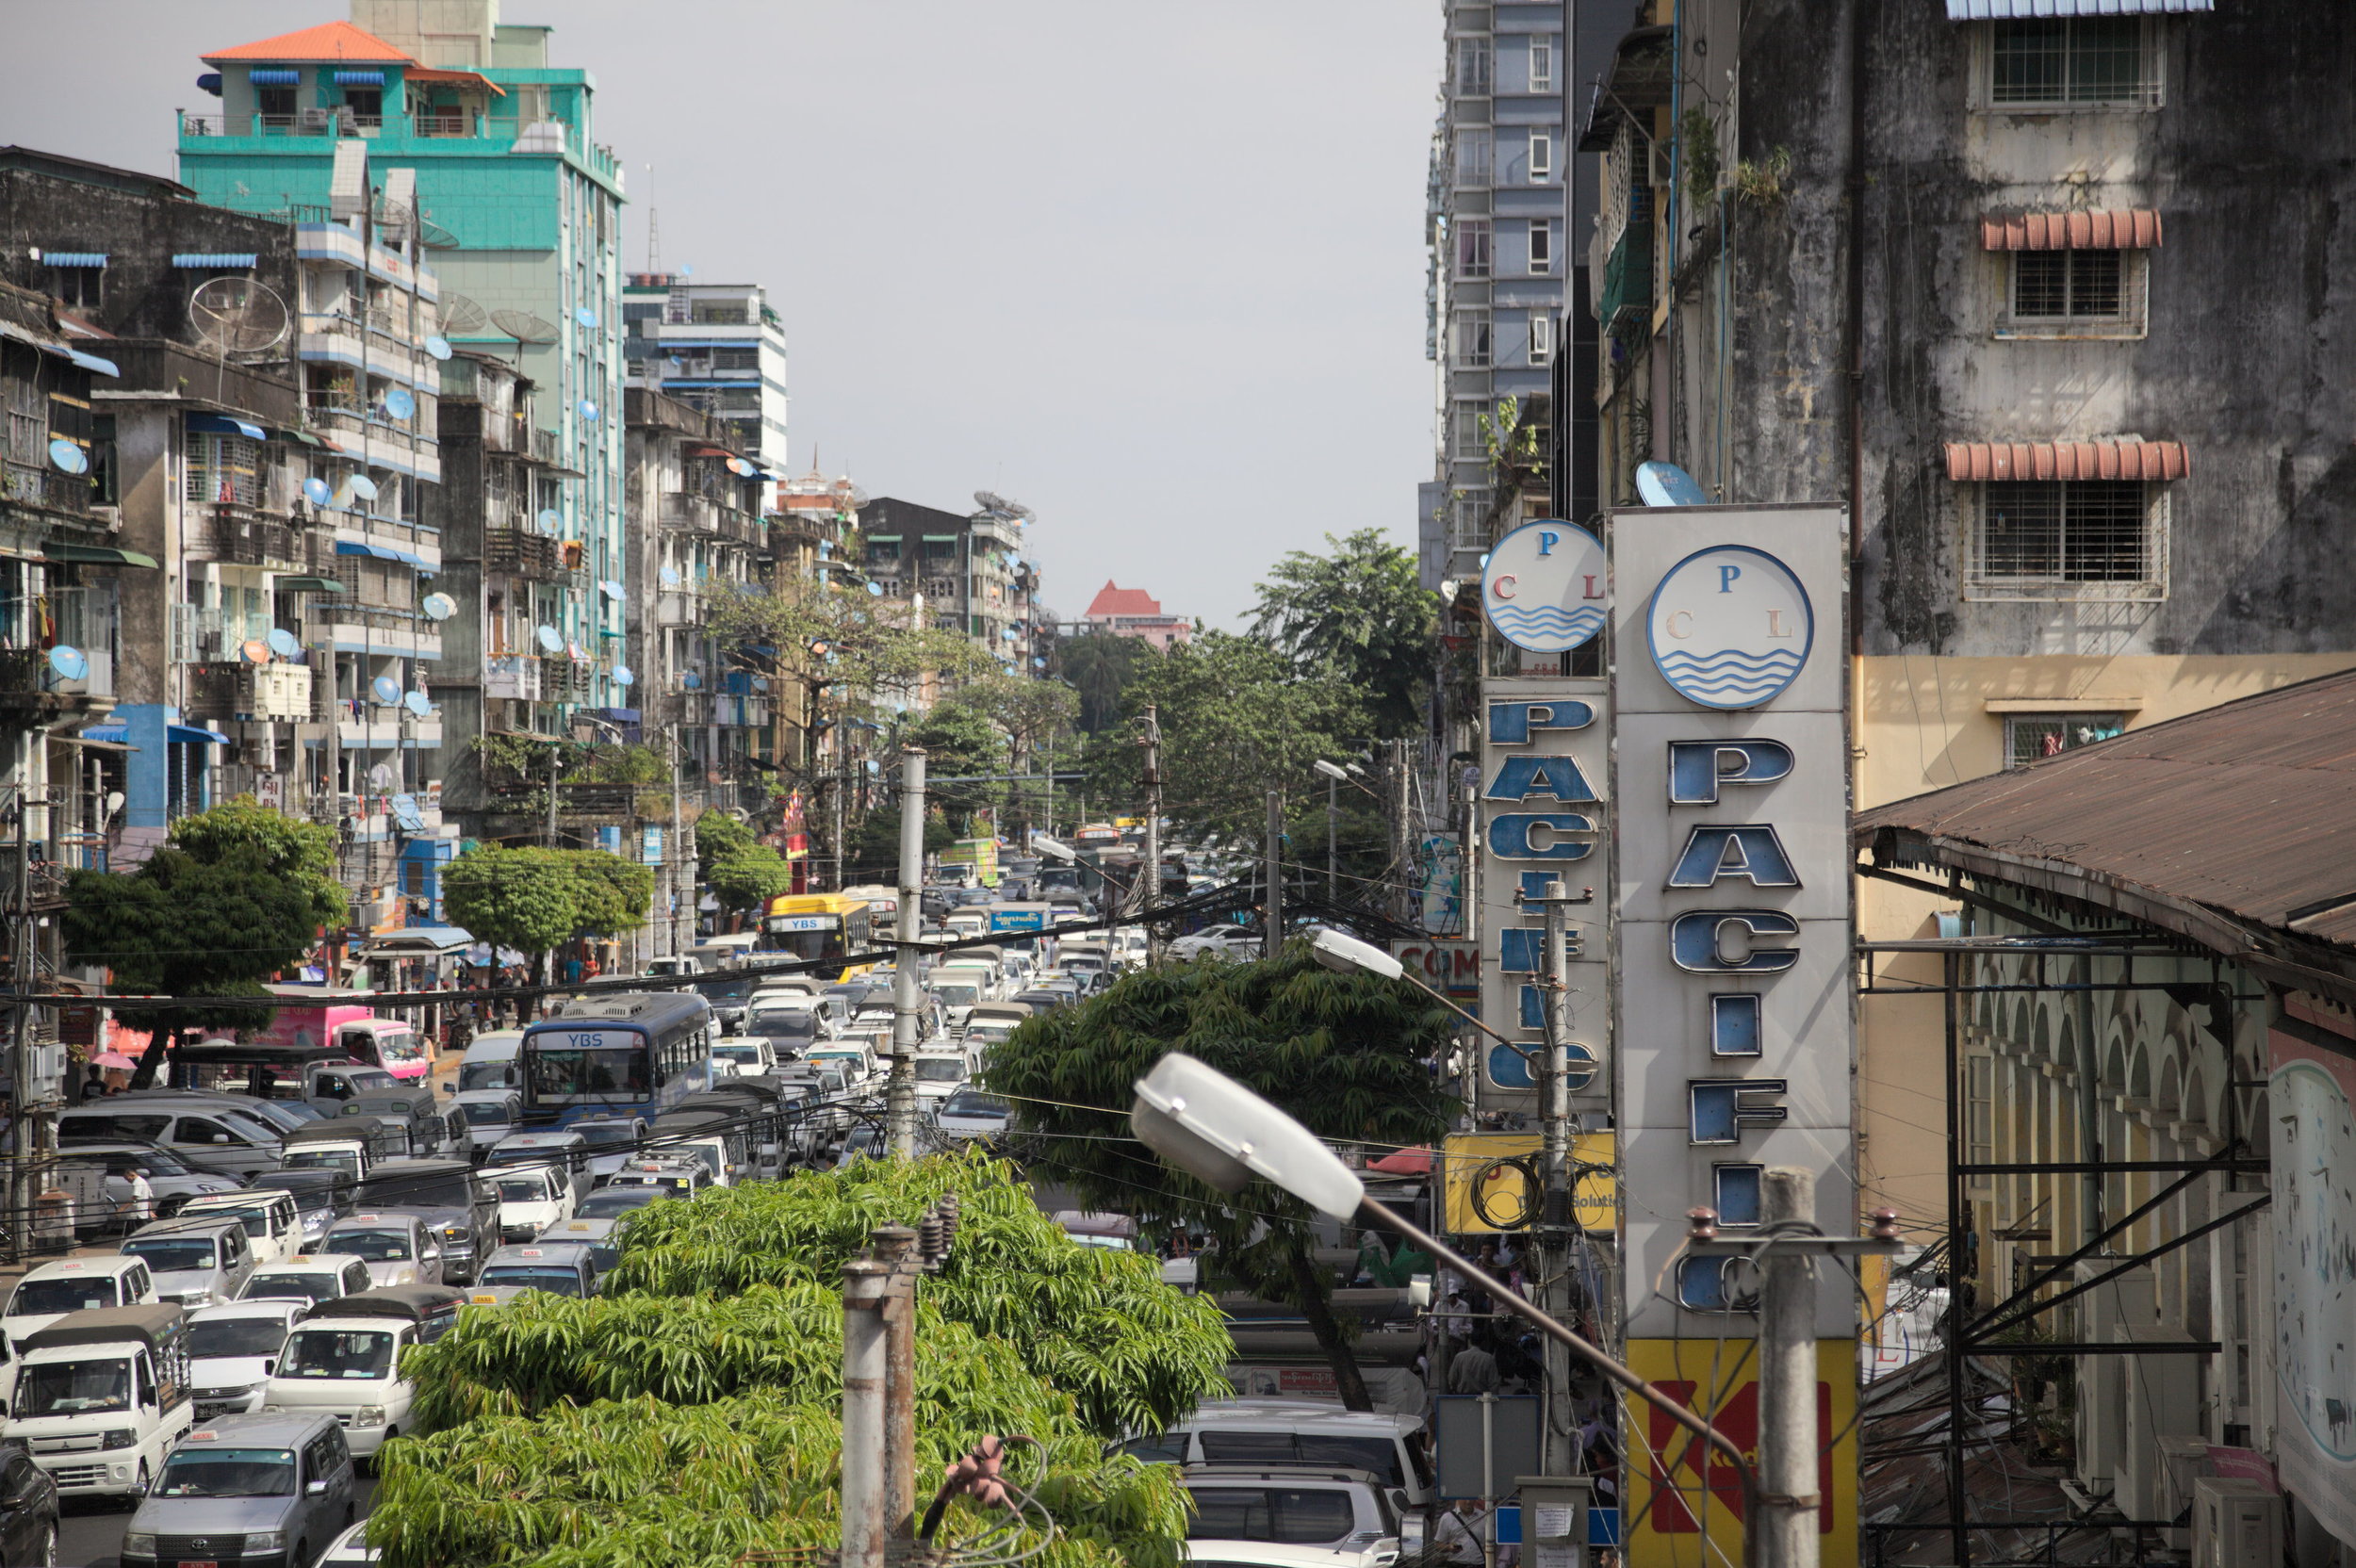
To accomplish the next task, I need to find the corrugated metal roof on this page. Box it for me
[1856,668,2356,951]
[1981,209,2163,251]
[1944,439,2189,482]
[204,21,414,65]
[172,253,257,269]
[1944,0,2213,18]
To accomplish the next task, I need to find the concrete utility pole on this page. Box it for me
[1326,770,1339,900]
[1390,738,1415,922]
[545,740,560,847]
[1264,789,1284,959]
[8,793,29,1260]
[885,748,925,1157]
[838,1222,930,1568]
[1140,704,1162,966]
[1758,1167,1821,1568]
[668,727,685,957]
[1523,875,1592,1480]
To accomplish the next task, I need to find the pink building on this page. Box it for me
[1082,581,1191,651]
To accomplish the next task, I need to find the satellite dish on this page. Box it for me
[574,306,598,329]
[725,457,754,478]
[682,669,702,691]
[402,691,433,716]
[342,474,379,504]
[612,664,635,687]
[188,276,290,359]
[370,675,401,705]
[302,477,332,506]
[866,581,884,596]
[1635,461,1710,508]
[491,308,560,345]
[658,566,679,588]
[47,439,88,475]
[367,762,396,790]
[419,592,455,621]
[535,509,563,535]
[416,217,460,250]
[46,645,87,681]
[423,335,452,361]
[578,400,598,422]
[382,387,416,419]
[439,293,489,335]
[536,625,563,653]
[242,638,272,665]
[267,628,301,659]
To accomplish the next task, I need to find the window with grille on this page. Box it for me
[1454,404,1488,462]
[1966,1054,1993,1195]
[185,433,262,507]
[1988,18,2155,106]
[2007,249,2141,330]
[1529,37,1555,92]
[1454,130,1493,188]
[1457,220,1492,280]
[1970,479,2161,594]
[1527,132,1552,183]
[1453,309,1492,368]
[48,267,102,310]
[1528,220,1553,275]
[2004,713,2124,770]
[1456,38,1492,95]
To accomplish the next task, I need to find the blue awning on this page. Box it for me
[44,253,106,268]
[391,792,425,832]
[334,540,430,569]
[332,69,384,86]
[169,724,231,744]
[172,253,257,269]
[248,69,302,86]
[188,412,266,441]
[1945,0,2209,12]
[81,724,128,743]
[66,349,119,379]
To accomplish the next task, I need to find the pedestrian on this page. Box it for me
[564,952,584,986]
[78,1063,106,1102]
[107,1160,154,1227]
[1432,1501,1494,1567]
[1447,1333,1501,1395]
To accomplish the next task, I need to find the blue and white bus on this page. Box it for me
[519,992,714,1129]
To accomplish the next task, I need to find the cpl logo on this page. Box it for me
[1481,520,1608,654]
[1644,546,1814,710]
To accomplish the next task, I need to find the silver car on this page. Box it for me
[119,1411,358,1568]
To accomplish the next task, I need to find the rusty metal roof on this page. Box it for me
[1856,668,2356,951]
[1943,440,2189,482]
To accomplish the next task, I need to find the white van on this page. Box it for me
[807,1040,881,1090]
[122,1215,255,1309]
[456,1030,526,1093]
[1121,1398,1435,1513]
[3,1256,158,1351]
[176,1189,304,1266]
[57,1102,285,1179]
[262,1286,463,1462]
[8,1304,193,1497]
[485,1163,576,1243]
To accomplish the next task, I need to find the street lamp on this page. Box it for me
[1034,832,1140,921]
[1128,1052,1757,1535]
[1313,760,1383,904]
[1310,928,1534,1085]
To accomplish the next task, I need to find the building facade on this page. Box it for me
[622,274,789,480]
[1078,581,1189,651]
[857,495,1043,675]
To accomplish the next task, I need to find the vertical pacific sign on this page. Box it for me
[1478,521,1611,1117]
[1609,506,1859,1568]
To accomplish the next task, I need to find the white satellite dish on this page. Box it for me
[438,293,489,335]
[188,276,290,361]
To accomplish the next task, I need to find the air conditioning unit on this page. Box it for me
[1647,137,1676,189]
[88,504,121,532]
[2072,1261,2159,1494]
[2192,1478,2282,1568]
[298,106,332,132]
[2116,1325,2202,1521]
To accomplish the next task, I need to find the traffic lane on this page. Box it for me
[62,1474,377,1567]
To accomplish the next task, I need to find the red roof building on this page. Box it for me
[1081,580,1190,651]
[203,22,417,64]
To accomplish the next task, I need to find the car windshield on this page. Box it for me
[282,1328,394,1380]
[155,1446,298,1497]
[714,1044,767,1066]
[571,1123,640,1149]
[123,1237,219,1273]
[1184,1486,1358,1544]
[527,1045,649,1098]
[326,1228,411,1261]
[941,1090,1008,1118]
[495,1176,553,1203]
[577,1187,664,1217]
[458,1060,515,1091]
[915,1059,966,1083]
[242,1273,338,1304]
[479,1266,585,1297]
[284,1149,362,1173]
[457,1101,514,1125]
[931,986,980,1007]
[12,1275,120,1315]
[18,1358,129,1416]
[1197,1431,1403,1485]
[353,1172,469,1211]
[189,1316,291,1359]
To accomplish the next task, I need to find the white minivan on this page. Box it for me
[175,1188,305,1266]
[262,1286,463,1462]
[3,1256,157,1352]
[121,1215,255,1310]
[8,1304,194,1498]
[1121,1398,1435,1515]
[456,1030,526,1093]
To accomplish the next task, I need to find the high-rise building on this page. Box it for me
[622,274,789,480]
[856,496,1043,675]
[176,4,630,744]
[1423,1,1571,590]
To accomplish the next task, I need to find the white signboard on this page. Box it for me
[1482,520,1609,654]
[766,914,839,934]
[1609,505,1855,1339]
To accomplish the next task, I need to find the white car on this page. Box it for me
[320,1516,380,1564]
[188,1298,304,1419]
[2,1255,157,1351]
[320,1214,445,1289]
[488,1163,576,1243]
[933,1088,1012,1143]
[1167,924,1259,961]
[450,1089,524,1154]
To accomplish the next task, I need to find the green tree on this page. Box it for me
[907,699,1006,820]
[705,580,988,713]
[693,810,754,887]
[566,850,654,939]
[985,944,1455,1409]
[163,799,345,927]
[442,846,581,984]
[706,845,794,914]
[1250,528,1438,738]
[375,1153,1229,1568]
[1057,629,1153,735]
[846,805,956,884]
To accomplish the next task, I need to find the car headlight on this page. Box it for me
[122,1531,156,1554]
[180,1289,213,1307]
[241,1530,286,1552]
[353,1404,388,1426]
[101,1428,137,1449]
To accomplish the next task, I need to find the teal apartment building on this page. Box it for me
[175,3,629,733]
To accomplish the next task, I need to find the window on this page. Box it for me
[1456,38,1492,96]
[256,86,297,121]
[1454,405,1489,463]
[1453,309,1492,368]
[1965,1054,1994,1192]
[1454,130,1493,188]
[1527,131,1553,183]
[1530,37,1555,92]
[1529,312,1554,366]
[342,89,383,122]
[1457,220,1492,280]
[1989,18,2154,106]
[1528,220,1553,275]
[48,266,102,310]
[2008,248,2132,324]
[1972,479,2155,586]
[2004,713,2124,770]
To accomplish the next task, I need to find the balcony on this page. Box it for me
[486,529,562,580]
[186,661,312,722]
[662,492,718,533]
[171,604,272,665]
[2,460,89,518]
[334,514,441,572]
[713,505,764,548]
[0,646,107,714]
[192,504,305,569]
[337,713,442,750]
[180,111,621,186]
[1598,197,1655,328]
[485,655,542,702]
[656,587,700,628]
[542,656,595,699]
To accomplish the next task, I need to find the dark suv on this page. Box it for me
[350,1158,499,1285]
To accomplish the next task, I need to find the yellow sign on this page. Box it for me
[1439,1131,1615,1233]
[1620,1337,1860,1568]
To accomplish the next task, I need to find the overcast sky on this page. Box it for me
[0,2,1441,629]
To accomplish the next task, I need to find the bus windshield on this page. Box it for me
[528,1044,649,1099]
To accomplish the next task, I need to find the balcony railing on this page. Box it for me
[179,111,622,182]
[531,429,563,467]
[1598,193,1655,327]
[486,529,562,579]
[3,460,90,516]
[485,655,543,702]
[661,492,717,533]
[192,504,304,568]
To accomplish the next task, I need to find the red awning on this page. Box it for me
[1981,209,2163,252]
[1369,1147,1433,1176]
[1944,440,2191,482]
[687,444,738,459]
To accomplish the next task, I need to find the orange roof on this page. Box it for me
[1943,440,2190,483]
[204,22,416,66]
[1085,581,1166,619]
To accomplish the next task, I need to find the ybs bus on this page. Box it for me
[761,892,875,975]
[519,992,713,1129]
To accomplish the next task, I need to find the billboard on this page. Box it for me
[2269,1004,2356,1545]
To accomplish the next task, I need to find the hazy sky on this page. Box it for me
[0,2,1442,629]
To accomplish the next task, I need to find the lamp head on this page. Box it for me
[1312,760,1350,782]
[1310,927,1403,983]
[1130,1053,1366,1221]
[1031,833,1076,861]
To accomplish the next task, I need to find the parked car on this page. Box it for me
[237,1255,375,1310]
[188,1299,305,1421]
[1175,1465,1404,1568]
[259,1286,466,1464]
[932,1088,1013,1144]
[319,1214,445,1289]
[57,1102,284,1179]
[119,1411,359,1568]
[0,1441,57,1568]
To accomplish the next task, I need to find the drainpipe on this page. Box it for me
[1847,0,1869,655]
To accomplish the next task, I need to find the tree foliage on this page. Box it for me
[1057,629,1153,735]
[692,811,754,886]
[567,851,655,938]
[707,845,794,913]
[163,799,345,927]
[846,806,956,885]
[704,580,989,710]
[375,1153,1226,1568]
[442,846,647,968]
[984,944,1456,1407]
[1249,528,1438,739]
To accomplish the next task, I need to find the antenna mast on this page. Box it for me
[645,162,660,273]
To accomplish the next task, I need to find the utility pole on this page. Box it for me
[546,739,560,847]
[1390,738,1415,922]
[668,727,685,957]
[1140,705,1163,966]
[1524,875,1590,1480]
[1758,1167,1821,1568]
[8,792,29,1260]
[885,748,925,1157]
[1264,790,1284,960]
[1326,770,1338,900]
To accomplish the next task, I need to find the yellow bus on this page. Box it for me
[760,891,875,977]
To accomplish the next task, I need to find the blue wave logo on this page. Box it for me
[1486,603,1607,649]
[1657,647,1806,705]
